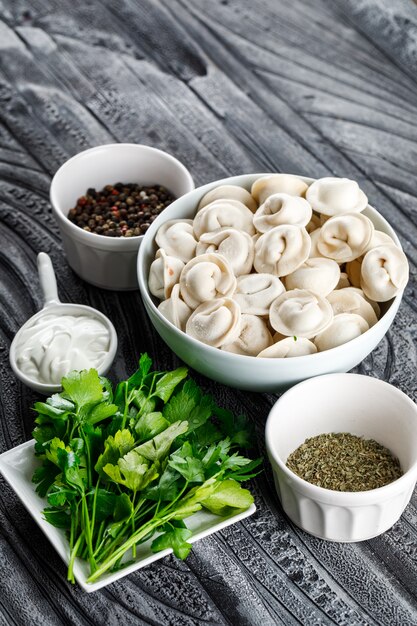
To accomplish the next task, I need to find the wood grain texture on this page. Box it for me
[0,0,416,624]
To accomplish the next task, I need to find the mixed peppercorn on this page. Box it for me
[67,183,176,237]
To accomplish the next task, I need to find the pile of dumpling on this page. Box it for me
[148,174,409,358]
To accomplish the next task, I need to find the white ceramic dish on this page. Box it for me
[265,373,417,542]
[0,439,256,592]
[9,253,117,395]
[50,144,194,290]
[137,173,405,392]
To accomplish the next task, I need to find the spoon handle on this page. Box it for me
[37,252,60,306]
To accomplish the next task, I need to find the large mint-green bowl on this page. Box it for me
[137,174,404,392]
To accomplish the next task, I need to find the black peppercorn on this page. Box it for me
[67,182,176,237]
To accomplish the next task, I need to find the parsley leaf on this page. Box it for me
[151,522,193,559]
[200,479,254,516]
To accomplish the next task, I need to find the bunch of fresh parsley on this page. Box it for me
[31,354,261,584]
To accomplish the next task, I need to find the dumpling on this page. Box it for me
[258,337,317,358]
[196,228,254,276]
[148,249,184,300]
[314,313,369,351]
[222,314,272,356]
[326,289,378,327]
[335,272,351,289]
[361,244,409,302]
[233,273,285,316]
[345,230,395,288]
[363,229,395,253]
[342,287,380,317]
[193,199,255,238]
[253,193,312,233]
[318,213,374,263]
[186,298,241,347]
[180,253,236,309]
[306,177,368,216]
[251,174,308,204]
[254,225,311,277]
[308,228,324,258]
[345,258,362,288]
[306,213,321,233]
[158,284,192,331]
[155,219,197,262]
[269,289,333,338]
[197,184,257,213]
[285,258,340,297]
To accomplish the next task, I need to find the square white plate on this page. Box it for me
[0,440,256,592]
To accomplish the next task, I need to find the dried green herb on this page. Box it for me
[286,432,403,492]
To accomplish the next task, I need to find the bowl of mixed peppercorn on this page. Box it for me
[50,144,194,289]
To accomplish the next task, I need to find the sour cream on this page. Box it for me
[15,313,111,385]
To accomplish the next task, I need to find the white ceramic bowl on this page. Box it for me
[137,173,405,392]
[265,373,417,542]
[51,144,194,290]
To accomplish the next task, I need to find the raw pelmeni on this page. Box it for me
[343,287,381,317]
[253,193,312,232]
[326,289,378,327]
[186,298,241,347]
[196,228,254,276]
[269,289,333,338]
[148,249,184,300]
[285,258,340,297]
[258,336,317,358]
[306,177,368,216]
[179,253,236,309]
[155,219,197,263]
[251,174,308,204]
[158,284,192,331]
[314,313,369,351]
[345,258,362,287]
[360,244,409,302]
[198,184,257,213]
[222,314,272,356]
[308,228,323,258]
[193,199,255,238]
[336,272,351,289]
[318,213,374,263]
[306,213,321,233]
[233,273,285,316]
[254,225,311,277]
[363,230,394,254]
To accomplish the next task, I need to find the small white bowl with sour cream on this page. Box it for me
[9,253,118,394]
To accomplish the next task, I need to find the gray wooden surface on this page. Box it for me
[0,1,416,624]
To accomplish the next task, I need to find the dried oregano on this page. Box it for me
[286,432,403,492]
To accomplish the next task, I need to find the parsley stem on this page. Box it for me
[90,478,100,541]
[87,518,168,583]
[67,533,83,584]
[81,426,92,489]
[81,495,96,573]
[121,382,129,430]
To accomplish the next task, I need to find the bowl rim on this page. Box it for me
[9,302,118,393]
[137,172,405,366]
[50,143,195,246]
[265,372,417,503]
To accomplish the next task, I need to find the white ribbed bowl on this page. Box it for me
[137,173,406,392]
[265,373,417,542]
